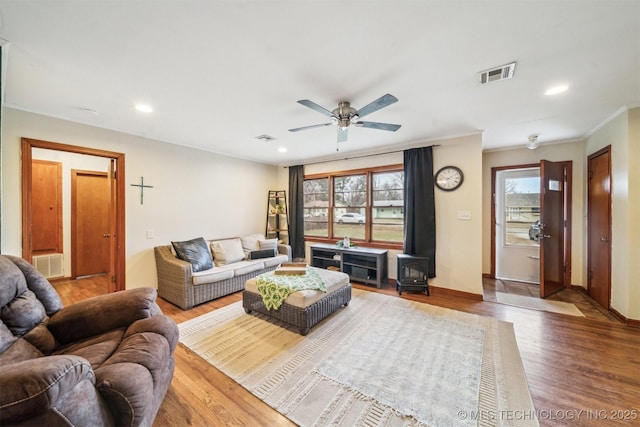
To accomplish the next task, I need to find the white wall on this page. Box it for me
[2,108,279,289]
[482,140,586,287]
[280,133,484,296]
[585,107,639,319]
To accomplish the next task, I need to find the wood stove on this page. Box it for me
[396,254,430,295]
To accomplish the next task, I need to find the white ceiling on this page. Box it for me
[1,1,639,166]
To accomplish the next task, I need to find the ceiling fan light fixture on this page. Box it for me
[527,134,539,150]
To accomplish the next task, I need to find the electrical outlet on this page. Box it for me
[146,230,155,239]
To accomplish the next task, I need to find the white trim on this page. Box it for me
[585,106,630,138]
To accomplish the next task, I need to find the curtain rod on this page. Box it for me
[284,144,441,168]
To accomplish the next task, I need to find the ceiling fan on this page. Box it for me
[288,93,401,143]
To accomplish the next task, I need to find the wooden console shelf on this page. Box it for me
[310,243,388,288]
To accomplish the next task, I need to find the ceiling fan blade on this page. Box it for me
[289,123,332,132]
[337,127,348,142]
[355,121,401,132]
[297,99,336,118]
[355,94,398,118]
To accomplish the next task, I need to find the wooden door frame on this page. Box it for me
[587,145,612,308]
[21,138,126,292]
[490,162,572,290]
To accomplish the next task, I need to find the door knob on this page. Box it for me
[600,237,609,242]
[539,234,551,239]
[103,234,111,238]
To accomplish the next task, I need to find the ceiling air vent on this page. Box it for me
[478,62,516,84]
[255,134,276,142]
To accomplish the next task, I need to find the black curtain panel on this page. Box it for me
[403,147,436,277]
[288,165,306,260]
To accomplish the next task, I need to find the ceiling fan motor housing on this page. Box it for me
[333,102,359,129]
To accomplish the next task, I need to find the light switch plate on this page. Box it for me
[457,211,471,220]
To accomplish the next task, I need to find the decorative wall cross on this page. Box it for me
[131,177,153,205]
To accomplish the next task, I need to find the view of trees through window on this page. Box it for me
[303,168,404,244]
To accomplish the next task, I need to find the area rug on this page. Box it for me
[495,292,585,317]
[179,289,539,426]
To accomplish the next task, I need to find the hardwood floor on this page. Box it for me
[53,277,640,427]
[482,277,621,323]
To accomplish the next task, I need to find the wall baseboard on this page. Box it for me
[572,285,639,328]
[430,285,483,300]
[609,306,640,329]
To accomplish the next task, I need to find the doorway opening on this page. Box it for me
[21,138,126,293]
[494,167,541,284]
[489,160,572,302]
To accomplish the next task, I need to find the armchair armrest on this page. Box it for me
[0,355,99,425]
[154,245,196,309]
[48,288,161,345]
[278,244,292,262]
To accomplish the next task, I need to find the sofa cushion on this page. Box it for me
[231,260,265,276]
[191,268,234,286]
[258,239,278,256]
[262,254,290,268]
[211,238,245,266]
[171,237,213,272]
[241,234,265,252]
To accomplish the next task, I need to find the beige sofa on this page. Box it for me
[154,234,291,309]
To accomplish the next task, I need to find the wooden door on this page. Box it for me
[31,160,63,254]
[587,147,611,308]
[72,170,110,277]
[539,160,566,297]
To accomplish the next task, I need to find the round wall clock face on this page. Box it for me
[435,166,464,191]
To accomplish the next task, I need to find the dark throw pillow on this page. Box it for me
[249,249,276,260]
[171,237,213,272]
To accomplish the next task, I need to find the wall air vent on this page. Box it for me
[33,254,64,278]
[478,62,516,84]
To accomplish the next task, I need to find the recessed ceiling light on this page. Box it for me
[545,85,569,96]
[135,104,153,113]
[278,147,287,153]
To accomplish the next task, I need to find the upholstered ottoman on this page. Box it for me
[243,267,351,335]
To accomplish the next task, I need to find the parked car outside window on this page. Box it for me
[529,220,541,241]
[336,213,366,224]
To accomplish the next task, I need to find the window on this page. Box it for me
[303,178,329,237]
[303,166,404,245]
[334,174,366,239]
[372,171,404,241]
[503,172,540,247]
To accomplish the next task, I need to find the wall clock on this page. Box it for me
[435,166,464,191]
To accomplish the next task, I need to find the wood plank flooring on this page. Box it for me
[53,276,640,427]
[482,277,621,323]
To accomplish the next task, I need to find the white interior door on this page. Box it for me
[495,168,541,283]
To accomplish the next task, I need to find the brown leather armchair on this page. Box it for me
[0,255,178,426]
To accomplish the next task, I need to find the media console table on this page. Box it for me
[310,243,388,288]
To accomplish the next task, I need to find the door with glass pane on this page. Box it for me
[494,168,541,283]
